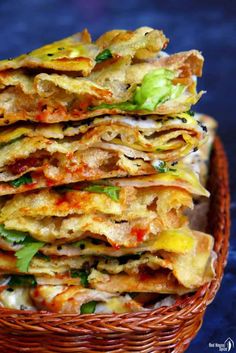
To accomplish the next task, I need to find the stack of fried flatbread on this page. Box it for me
[0,27,215,314]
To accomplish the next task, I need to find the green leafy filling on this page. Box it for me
[80,301,97,314]
[95,49,112,63]
[152,160,176,173]
[0,224,30,243]
[0,224,45,272]
[10,174,33,188]
[70,269,89,287]
[8,275,37,287]
[90,68,186,112]
[83,184,120,201]
[15,242,45,272]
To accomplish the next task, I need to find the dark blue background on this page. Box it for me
[0,1,235,351]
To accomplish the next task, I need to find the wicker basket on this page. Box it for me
[0,136,230,353]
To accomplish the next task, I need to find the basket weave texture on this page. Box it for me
[0,136,230,353]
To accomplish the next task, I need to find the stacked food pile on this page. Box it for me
[0,28,215,314]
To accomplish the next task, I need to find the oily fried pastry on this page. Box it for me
[0,28,203,126]
[30,286,144,314]
[0,230,215,294]
[0,27,216,315]
[88,231,215,292]
[0,113,207,195]
[0,285,144,313]
[0,27,167,73]
[0,169,207,246]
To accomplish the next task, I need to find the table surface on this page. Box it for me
[0,1,235,352]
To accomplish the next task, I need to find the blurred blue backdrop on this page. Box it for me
[0,1,235,352]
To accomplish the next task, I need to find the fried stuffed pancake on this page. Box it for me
[0,28,204,126]
[0,113,207,195]
[0,230,215,301]
[0,284,145,314]
[0,168,214,296]
[0,27,216,316]
[0,168,208,247]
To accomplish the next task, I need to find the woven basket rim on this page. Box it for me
[0,136,230,335]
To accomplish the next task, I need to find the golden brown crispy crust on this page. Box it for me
[96,27,168,60]
[0,27,214,314]
[88,231,214,292]
[0,115,204,167]
[0,28,203,125]
[0,27,167,74]
[0,185,191,220]
[89,270,190,295]
[29,286,144,313]
[0,149,154,196]
[0,230,214,292]
[0,30,97,75]
[0,158,209,197]
[0,285,144,313]
[0,113,207,195]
